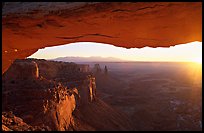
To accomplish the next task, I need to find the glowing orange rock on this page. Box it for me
[2,2,202,74]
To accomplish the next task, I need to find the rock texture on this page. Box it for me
[2,59,92,130]
[2,111,49,131]
[2,2,202,73]
[3,59,39,80]
[2,59,132,131]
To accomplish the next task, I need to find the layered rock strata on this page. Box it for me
[2,59,132,131]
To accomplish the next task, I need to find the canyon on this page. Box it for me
[93,62,202,131]
[2,59,133,131]
[2,2,202,131]
[2,59,202,131]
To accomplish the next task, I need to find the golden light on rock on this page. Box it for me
[2,2,202,74]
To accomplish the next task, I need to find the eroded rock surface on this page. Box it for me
[2,59,132,131]
[2,111,49,131]
[2,2,202,73]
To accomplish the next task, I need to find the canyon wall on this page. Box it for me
[2,111,50,131]
[2,2,202,74]
[2,59,96,131]
[2,59,131,131]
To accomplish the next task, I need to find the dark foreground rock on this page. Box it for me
[2,59,133,131]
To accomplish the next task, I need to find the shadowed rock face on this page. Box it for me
[3,59,39,81]
[2,59,93,130]
[2,111,50,131]
[2,59,133,131]
[2,2,202,73]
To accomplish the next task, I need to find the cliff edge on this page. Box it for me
[2,59,133,131]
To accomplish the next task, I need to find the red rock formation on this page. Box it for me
[2,111,49,131]
[2,59,80,130]
[3,59,39,81]
[2,76,77,131]
[2,59,132,131]
[2,2,202,74]
[93,64,102,73]
[78,64,90,73]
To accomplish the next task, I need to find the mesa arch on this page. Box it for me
[2,2,202,74]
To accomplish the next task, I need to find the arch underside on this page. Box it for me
[2,2,202,73]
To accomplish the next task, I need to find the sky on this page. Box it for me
[28,41,202,63]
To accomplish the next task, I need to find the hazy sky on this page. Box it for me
[28,41,202,63]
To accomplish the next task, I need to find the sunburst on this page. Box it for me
[192,57,202,64]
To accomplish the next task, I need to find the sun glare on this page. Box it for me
[28,41,202,63]
[192,57,202,64]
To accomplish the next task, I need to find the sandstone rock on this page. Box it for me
[2,59,133,131]
[2,111,47,131]
[2,59,96,131]
[2,2,202,73]
[3,59,39,81]
[2,124,13,131]
[78,64,90,72]
[93,64,102,73]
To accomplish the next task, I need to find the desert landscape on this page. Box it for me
[2,59,202,131]
[90,62,202,131]
[2,2,202,131]
[2,59,133,131]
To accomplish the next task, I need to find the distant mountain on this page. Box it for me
[51,56,124,62]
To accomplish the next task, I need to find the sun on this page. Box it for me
[192,57,202,64]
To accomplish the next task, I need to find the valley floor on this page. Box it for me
[94,62,202,131]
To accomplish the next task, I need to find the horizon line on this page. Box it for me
[27,58,202,64]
